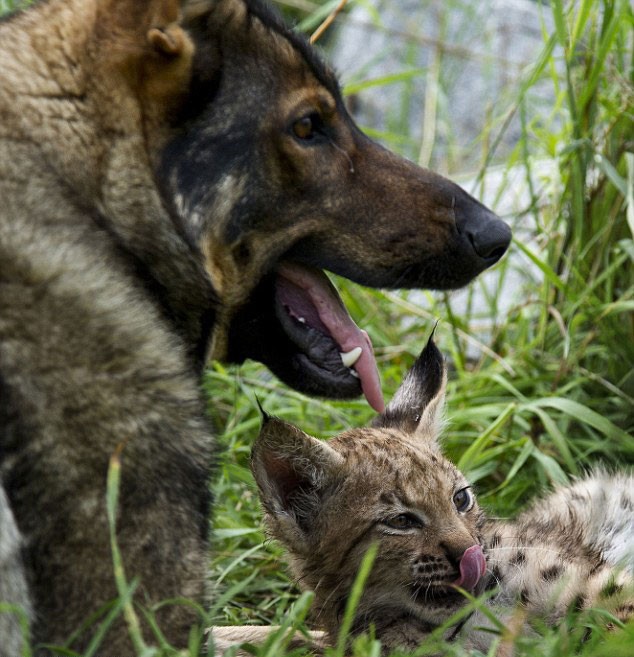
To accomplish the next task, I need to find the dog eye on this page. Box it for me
[292,113,321,141]
[453,487,474,513]
[383,513,422,531]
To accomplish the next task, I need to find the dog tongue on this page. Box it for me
[453,545,487,591]
[277,263,385,413]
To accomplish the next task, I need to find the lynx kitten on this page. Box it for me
[251,337,634,654]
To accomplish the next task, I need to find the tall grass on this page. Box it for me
[1,0,632,655]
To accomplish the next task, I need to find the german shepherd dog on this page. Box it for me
[0,0,511,653]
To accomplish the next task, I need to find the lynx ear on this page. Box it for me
[251,417,344,555]
[373,333,447,442]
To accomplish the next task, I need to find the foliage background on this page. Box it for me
[1,0,633,655]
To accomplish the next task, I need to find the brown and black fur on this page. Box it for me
[0,0,510,653]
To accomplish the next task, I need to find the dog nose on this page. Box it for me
[464,214,512,262]
[460,206,512,264]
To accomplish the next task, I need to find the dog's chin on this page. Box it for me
[272,297,364,398]
[267,339,365,401]
[224,264,383,408]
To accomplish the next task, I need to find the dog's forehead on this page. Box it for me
[185,0,341,99]
[244,0,341,92]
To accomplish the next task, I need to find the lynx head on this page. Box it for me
[251,336,488,648]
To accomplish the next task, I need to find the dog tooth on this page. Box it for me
[340,346,363,368]
[297,317,306,323]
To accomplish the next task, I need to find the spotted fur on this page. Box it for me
[484,471,634,634]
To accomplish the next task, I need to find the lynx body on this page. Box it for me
[251,339,634,653]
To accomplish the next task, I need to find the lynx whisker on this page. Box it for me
[486,546,566,557]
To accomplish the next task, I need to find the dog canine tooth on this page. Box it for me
[340,347,362,368]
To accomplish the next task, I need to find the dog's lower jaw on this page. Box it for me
[219,262,385,409]
[274,263,384,411]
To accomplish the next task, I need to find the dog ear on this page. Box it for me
[147,24,187,58]
[97,1,192,54]
[251,416,344,555]
[145,1,190,58]
[95,1,196,109]
[142,1,199,126]
[372,331,447,444]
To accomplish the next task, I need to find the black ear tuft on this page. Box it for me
[254,395,269,422]
[373,328,445,434]
[411,331,445,407]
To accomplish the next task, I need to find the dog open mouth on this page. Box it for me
[223,262,385,411]
[274,263,384,413]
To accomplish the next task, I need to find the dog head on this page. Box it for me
[97,0,513,409]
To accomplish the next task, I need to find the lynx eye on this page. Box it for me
[453,487,474,513]
[383,513,422,531]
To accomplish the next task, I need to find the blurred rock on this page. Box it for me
[331,0,556,174]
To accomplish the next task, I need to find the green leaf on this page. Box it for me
[214,527,262,540]
[531,450,570,486]
[513,239,567,294]
[526,397,631,442]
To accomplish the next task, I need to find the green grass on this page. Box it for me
[2,0,633,655]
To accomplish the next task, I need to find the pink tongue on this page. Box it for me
[453,545,487,591]
[276,263,385,413]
